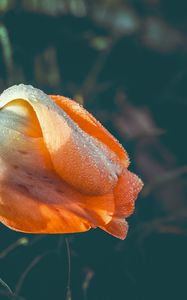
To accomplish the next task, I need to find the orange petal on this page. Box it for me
[50,95,129,167]
[0,181,114,234]
[113,169,143,218]
[100,170,143,239]
[0,187,91,234]
[0,85,123,195]
[100,218,129,240]
[0,127,114,233]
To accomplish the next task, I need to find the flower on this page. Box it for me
[0,84,143,239]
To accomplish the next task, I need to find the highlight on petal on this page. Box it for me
[0,84,143,239]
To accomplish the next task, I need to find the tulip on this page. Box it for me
[0,84,143,239]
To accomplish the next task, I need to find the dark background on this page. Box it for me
[0,0,187,299]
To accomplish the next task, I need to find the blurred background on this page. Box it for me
[0,0,187,299]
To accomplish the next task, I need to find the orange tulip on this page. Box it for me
[0,84,143,239]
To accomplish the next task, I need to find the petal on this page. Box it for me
[0,99,42,138]
[50,95,129,167]
[113,169,143,218]
[0,127,114,233]
[0,85,123,195]
[100,218,129,240]
[100,170,143,239]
